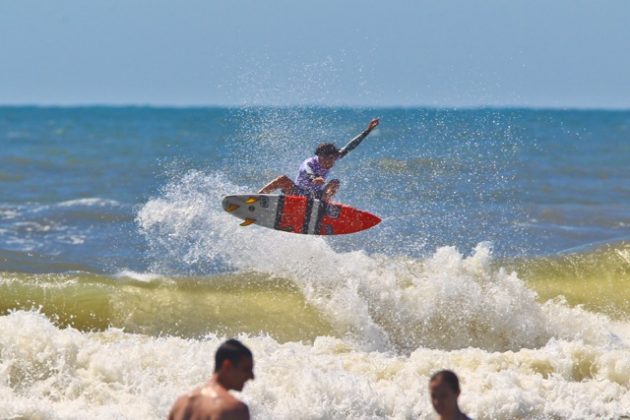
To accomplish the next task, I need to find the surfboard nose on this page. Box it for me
[359,212,381,230]
[367,213,382,228]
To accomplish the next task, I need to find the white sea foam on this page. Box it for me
[115,269,164,283]
[57,234,86,245]
[57,198,122,208]
[131,169,630,418]
[0,310,628,420]
[136,170,621,353]
[0,208,20,220]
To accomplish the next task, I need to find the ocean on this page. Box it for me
[0,106,629,419]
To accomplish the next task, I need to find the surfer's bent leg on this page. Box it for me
[258,175,297,195]
[322,179,340,202]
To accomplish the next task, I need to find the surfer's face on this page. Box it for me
[319,154,337,169]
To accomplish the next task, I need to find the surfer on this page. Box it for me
[258,118,380,201]
[168,339,255,420]
[429,370,472,420]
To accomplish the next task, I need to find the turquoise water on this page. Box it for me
[1,107,629,419]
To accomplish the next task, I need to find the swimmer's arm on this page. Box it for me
[338,118,379,158]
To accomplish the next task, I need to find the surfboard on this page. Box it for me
[221,194,381,235]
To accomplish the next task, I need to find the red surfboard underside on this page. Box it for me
[275,195,381,235]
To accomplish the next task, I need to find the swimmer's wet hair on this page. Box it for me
[430,370,461,393]
[214,339,252,372]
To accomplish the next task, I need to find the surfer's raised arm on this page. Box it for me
[338,118,379,158]
[258,118,379,202]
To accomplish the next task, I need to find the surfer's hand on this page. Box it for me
[367,118,379,131]
[313,177,325,185]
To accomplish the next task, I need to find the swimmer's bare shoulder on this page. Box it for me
[168,385,250,420]
[169,339,254,420]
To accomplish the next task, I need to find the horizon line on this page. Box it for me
[1,102,629,112]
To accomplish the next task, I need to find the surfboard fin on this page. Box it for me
[245,197,258,204]
[225,203,240,212]
[240,218,256,227]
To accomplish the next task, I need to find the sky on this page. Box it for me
[1,0,629,108]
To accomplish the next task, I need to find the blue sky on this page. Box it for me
[1,0,629,108]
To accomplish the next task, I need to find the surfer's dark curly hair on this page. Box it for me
[315,143,340,157]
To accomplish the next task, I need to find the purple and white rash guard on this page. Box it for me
[293,127,372,198]
[295,156,329,197]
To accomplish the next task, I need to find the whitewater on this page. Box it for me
[1,107,629,419]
